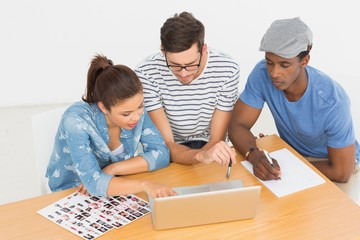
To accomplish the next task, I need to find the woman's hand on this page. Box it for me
[76,184,90,196]
[141,181,178,198]
[77,178,177,199]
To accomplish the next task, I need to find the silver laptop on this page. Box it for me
[148,180,261,230]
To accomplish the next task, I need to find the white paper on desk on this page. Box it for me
[241,148,326,197]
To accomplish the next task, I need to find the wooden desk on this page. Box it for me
[1,134,360,240]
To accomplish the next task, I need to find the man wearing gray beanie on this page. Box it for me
[229,17,360,202]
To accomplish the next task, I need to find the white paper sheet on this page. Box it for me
[241,148,325,197]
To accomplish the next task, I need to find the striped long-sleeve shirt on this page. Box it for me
[135,49,240,143]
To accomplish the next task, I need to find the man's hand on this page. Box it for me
[248,149,281,180]
[198,141,236,166]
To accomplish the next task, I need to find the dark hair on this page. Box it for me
[297,44,312,60]
[82,54,142,110]
[160,11,205,53]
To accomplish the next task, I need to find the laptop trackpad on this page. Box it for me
[174,180,243,195]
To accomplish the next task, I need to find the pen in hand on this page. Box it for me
[263,149,274,167]
[226,160,232,179]
[263,149,281,179]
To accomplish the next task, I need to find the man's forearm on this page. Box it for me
[311,160,350,183]
[229,128,257,157]
[167,142,203,165]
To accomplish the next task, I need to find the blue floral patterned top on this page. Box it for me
[46,101,170,196]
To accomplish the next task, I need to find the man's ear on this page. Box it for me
[201,43,208,54]
[301,54,310,67]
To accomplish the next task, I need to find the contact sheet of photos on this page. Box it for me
[37,192,150,240]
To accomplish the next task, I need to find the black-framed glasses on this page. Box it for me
[165,52,202,72]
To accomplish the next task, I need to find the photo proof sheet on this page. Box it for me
[241,148,326,197]
[38,192,150,239]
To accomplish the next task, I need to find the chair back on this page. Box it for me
[31,106,68,195]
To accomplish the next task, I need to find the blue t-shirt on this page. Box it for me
[240,59,359,162]
[46,101,170,196]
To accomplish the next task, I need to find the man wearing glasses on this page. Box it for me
[135,12,239,166]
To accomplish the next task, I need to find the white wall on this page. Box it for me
[1,0,359,137]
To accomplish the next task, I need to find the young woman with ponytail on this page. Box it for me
[46,54,176,198]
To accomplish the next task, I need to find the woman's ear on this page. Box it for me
[98,102,108,115]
